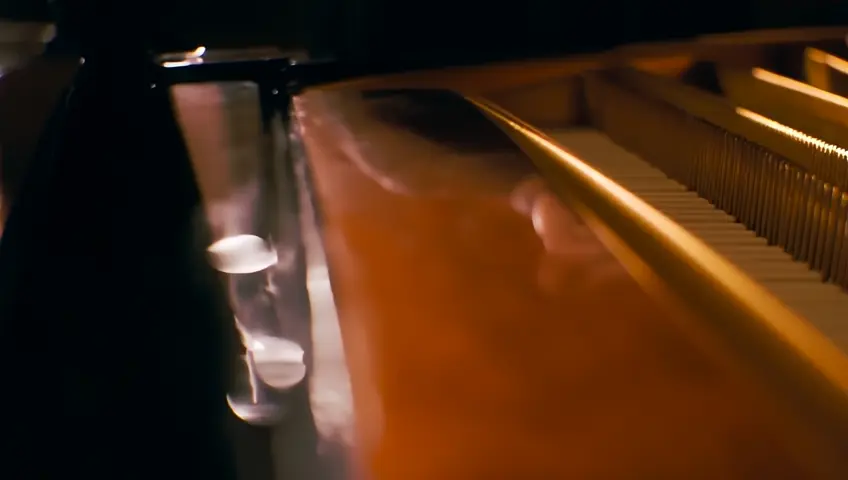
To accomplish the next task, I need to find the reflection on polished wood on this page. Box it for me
[171,81,264,241]
[295,88,848,478]
[171,82,231,221]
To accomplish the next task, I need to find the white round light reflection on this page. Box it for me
[208,234,278,274]
[227,395,286,426]
[226,352,286,426]
[249,335,307,391]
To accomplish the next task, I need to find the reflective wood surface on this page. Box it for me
[294,88,848,478]
[174,80,353,480]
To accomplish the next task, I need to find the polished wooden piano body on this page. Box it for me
[2,19,848,479]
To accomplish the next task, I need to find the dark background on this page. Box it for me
[2,0,847,66]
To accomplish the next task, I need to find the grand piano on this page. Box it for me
[1,1,848,479]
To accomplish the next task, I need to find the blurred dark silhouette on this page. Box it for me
[0,54,242,479]
[0,2,242,478]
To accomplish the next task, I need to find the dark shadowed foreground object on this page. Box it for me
[0,55,78,224]
[0,54,240,476]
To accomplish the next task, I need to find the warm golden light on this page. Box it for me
[806,47,848,76]
[751,67,848,110]
[468,97,848,397]
[735,107,848,160]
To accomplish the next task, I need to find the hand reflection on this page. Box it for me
[297,89,629,303]
[303,90,524,199]
[511,176,626,296]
